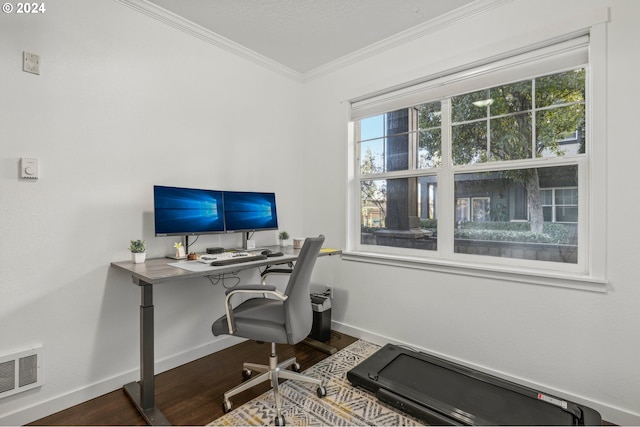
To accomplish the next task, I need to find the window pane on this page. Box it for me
[490,113,532,161]
[361,180,386,229]
[419,177,438,221]
[454,165,578,264]
[536,69,585,108]
[452,89,490,122]
[536,104,585,157]
[416,101,442,169]
[360,177,437,251]
[417,101,442,128]
[360,139,385,174]
[360,114,385,140]
[384,109,410,171]
[386,133,409,171]
[358,109,411,174]
[418,129,442,168]
[490,80,532,115]
[359,133,414,174]
[452,121,487,165]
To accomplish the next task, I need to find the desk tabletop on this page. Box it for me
[110,245,341,285]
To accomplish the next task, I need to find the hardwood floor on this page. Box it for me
[29,332,358,426]
[27,331,616,426]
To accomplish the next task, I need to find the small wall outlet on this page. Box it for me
[23,51,40,75]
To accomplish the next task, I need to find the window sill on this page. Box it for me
[341,251,608,293]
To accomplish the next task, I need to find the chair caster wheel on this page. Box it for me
[274,414,286,426]
[242,368,252,380]
[316,386,327,398]
[291,362,301,372]
[223,399,232,413]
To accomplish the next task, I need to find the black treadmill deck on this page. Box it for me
[347,344,602,425]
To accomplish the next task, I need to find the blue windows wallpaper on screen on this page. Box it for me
[153,186,225,236]
[223,191,278,232]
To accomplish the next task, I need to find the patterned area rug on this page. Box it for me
[209,340,424,426]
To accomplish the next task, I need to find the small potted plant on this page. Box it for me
[278,231,290,247]
[129,239,146,263]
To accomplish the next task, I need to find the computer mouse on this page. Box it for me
[261,250,271,256]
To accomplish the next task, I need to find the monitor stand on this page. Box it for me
[242,232,254,250]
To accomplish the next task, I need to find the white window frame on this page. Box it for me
[345,24,608,292]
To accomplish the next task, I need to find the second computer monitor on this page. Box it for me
[223,191,279,233]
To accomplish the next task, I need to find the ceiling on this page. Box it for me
[145,0,478,74]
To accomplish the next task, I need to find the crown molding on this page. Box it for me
[114,0,305,82]
[114,0,511,83]
[304,0,513,81]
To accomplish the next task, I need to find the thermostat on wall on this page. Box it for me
[21,158,39,180]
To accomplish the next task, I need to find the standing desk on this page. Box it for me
[111,246,340,425]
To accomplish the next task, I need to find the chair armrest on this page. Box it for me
[225,284,277,295]
[224,285,288,334]
[260,268,293,285]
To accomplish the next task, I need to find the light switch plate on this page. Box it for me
[23,51,40,75]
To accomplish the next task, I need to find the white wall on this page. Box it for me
[0,0,305,424]
[2,0,639,425]
[303,0,640,425]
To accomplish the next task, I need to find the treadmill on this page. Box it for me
[347,344,602,425]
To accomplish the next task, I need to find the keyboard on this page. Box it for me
[209,254,268,266]
[198,252,254,263]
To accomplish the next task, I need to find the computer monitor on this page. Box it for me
[223,191,279,233]
[153,185,225,237]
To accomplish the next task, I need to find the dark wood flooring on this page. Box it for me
[29,332,358,426]
[28,331,616,426]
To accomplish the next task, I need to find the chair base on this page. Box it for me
[222,343,325,423]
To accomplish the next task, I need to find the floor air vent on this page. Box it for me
[0,346,43,399]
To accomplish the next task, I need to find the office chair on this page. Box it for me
[211,235,327,426]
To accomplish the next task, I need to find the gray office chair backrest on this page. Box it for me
[283,235,325,344]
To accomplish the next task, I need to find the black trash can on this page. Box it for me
[309,294,331,342]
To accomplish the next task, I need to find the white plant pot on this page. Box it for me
[132,252,146,264]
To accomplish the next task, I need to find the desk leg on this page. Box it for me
[303,337,337,355]
[123,280,170,426]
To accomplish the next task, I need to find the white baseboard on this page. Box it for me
[331,320,640,426]
[0,336,244,426]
